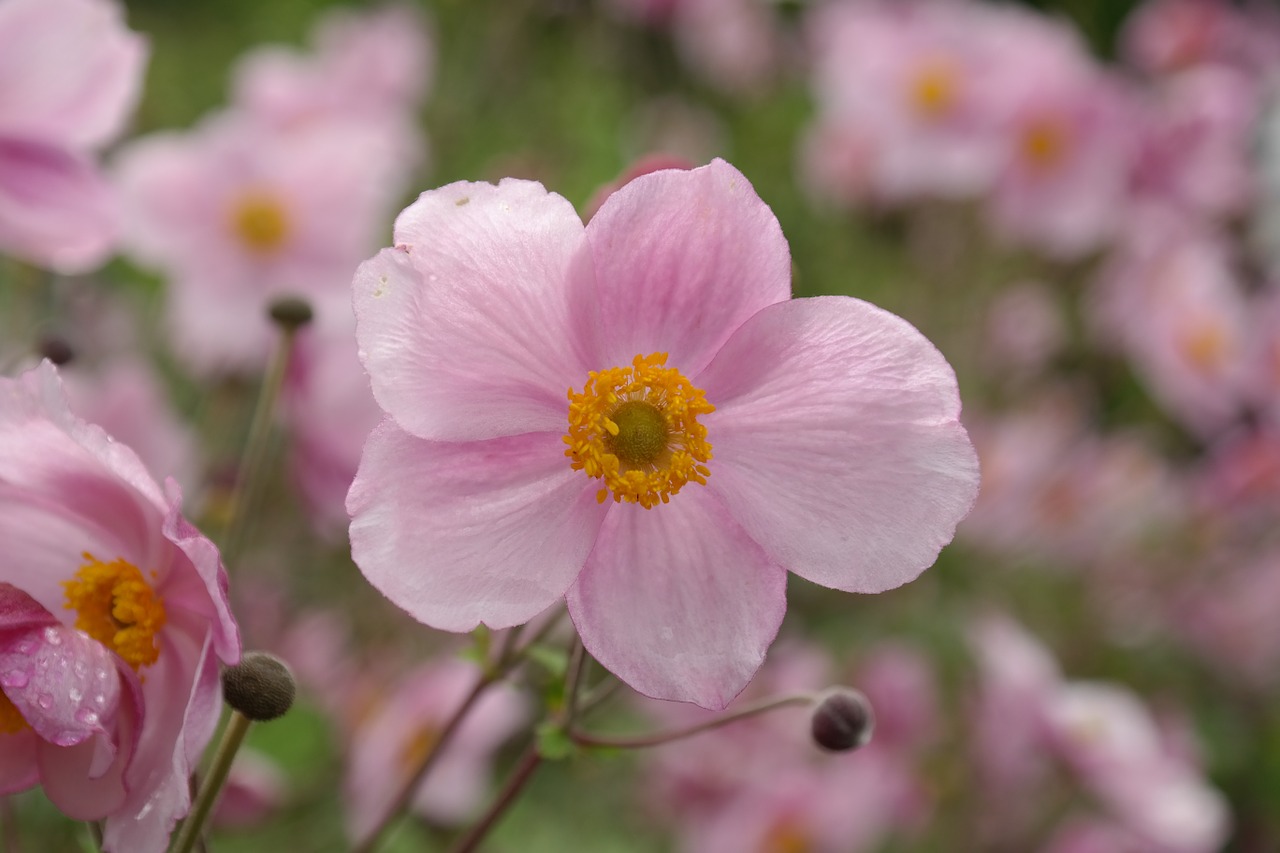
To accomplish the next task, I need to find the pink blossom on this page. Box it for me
[980,281,1068,383]
[0,361,239,852]
[343,658,526,838]
[115,112,403,374]
[347,159,978,708]
[0,0,146,271]
[1120,0,1280,76]
[212,748,286,829]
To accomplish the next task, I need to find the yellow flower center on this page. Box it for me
[62,554,166,672]
[230,189,290,254]
[910,58,959,119]
[1180,322,1229,374]
[0,691,28,734]
[564,353,714,509]
[762,819,812,853]
[1020,118,1069,171]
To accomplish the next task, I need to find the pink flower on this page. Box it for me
[0,0,146,271]
[347,159,978,708]
[115,112,403,374]
[0,361,239,852]
[343,658,526,838]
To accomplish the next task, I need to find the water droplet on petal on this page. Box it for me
[37,694,53,710]
[68,688,82,702]
[73,660,88,678]
[16,640,34,654]
[43,628,61,645]
[52,731,80,747]
[74,709,99,727]
[1,669,29,688]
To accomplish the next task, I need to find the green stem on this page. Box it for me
[569,692,815,750]
[169,711,253,853]
[219,322,298,565]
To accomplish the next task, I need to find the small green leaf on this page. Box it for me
[525,644,568,678]
[535,722,576,760]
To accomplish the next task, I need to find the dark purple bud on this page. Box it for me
[267,296,314,331]
[810,687,874,752]
[222,652,296,722]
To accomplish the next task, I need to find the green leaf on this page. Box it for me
[535,722,576,761]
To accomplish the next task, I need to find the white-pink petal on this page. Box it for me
[586,158,791,375]
[348,421,608,631]
[355,179,602,442]
[566,488,787,710]
[697,296,979,594]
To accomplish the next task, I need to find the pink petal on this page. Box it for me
[586,158,790,375]
[0,731,39,794]
[696,296,979,593]
[566,488,786,709]
[348,421,608,631]
[0,584,121,748]
[0,0,147,148]
[0,138,116,272]
[353,179,602,441]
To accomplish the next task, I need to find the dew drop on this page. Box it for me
[73,660,88,678]
[68,688,82,702]
[75,709,99,727]
[37,693,53,710]
[43,627,61,645]
[16,640,34,654]
[1,669,29,688]
[93,693,106,708]
[52,731,80,747]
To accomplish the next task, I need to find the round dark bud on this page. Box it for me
[36,334,75,366]
[267,296,314,331]
[222,652,296,722]
[810,687,874,753]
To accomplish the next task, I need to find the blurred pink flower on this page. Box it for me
[115,112,403,374]
[981,281,1068,382]
[1120,0,1280,76]
[0,361,239,852]
[0,0,146,271]
[344,658,526,838]
[212,747,286,829]
[347,159,979,708]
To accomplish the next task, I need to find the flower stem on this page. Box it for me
[446,746,543,853]
[569,692,816,750]
[169,710,252,853]
[219,315,301,565]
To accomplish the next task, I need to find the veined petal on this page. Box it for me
[348,421,608,631]
[697,297,979,593]
[353,179,602,441]
[586,158,791,375]
[566,488,786,710]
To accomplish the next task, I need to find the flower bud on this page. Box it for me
[810,687,874,752]
[222,652,296,722]
[36,334,75,366]
[267,296,314,331]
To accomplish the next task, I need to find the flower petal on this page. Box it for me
[697,296,979,593]
[0,731,38,794]
[353,179,602,441]
[566,488,786,709]
[348,421,608,631]
[586,158,790,375]
[0,584,121,748]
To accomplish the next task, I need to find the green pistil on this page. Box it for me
[606,401,668,466]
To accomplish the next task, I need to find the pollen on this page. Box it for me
[564,353,714,509]
[230,189,290,254]
[0,691,29,734]
[63,554,166,672]
[1020,118,1069,171]
[909,57,959,119]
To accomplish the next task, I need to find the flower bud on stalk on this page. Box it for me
[810,687,875,752]
[222,651,296,722]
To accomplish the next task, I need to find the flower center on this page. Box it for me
[0,691,28,734]
[1020,118,1069,171]
[62,554,166,672]
[762,818,812,853]
[910,58,959,120]
[399,723,440,775]
[564,352,714,509]
[230,189,290,254]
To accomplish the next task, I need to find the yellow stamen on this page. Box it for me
[564,353,714,509]
[910,58,959,119]
[0,691,29,735]
[229,189,290,254]
[1020,118,1069,171]
[1181,323,1228,374]
[63,554,166,672]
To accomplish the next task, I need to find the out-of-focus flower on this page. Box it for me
[212,748,287,829]
[981,281,1068,382]
[0,0,146,271]
[0,361,239,852]
[1120,0,1280,77]
[344,658,526,838]
[115,113,401,374]
[348,159,979,708]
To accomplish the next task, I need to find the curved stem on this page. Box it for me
[446,746,542,853]
[169,711,252,853]
[569,692,815,750]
